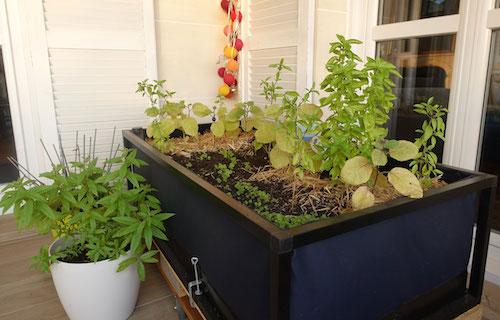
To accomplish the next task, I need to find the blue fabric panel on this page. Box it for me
[136,152,270,320]
[290,194,475,320]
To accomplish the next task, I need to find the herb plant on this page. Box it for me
[410,97,448,188]
[0,149,173,281]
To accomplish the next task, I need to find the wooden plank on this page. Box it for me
[454,305,482,320]
[154,242,206,320]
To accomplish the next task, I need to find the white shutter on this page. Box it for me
[43,0,155,161]
[243,0,314,105]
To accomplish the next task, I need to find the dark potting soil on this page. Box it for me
[59,249,92,263]
[170,148,350,225]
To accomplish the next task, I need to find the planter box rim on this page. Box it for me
[123,129,497,254]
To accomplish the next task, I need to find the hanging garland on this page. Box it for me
[218,0,243,99]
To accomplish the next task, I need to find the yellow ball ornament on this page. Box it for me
[219,85,230,96]
[224,46,238,59]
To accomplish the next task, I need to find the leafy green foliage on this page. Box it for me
[314,34,401,180]
[138,79,208,151]
[0,149,173,281]
[410,97,448,188]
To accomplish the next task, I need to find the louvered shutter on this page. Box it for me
[43,0,154,162]
[243,0,314,105]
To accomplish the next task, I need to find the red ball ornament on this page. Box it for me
[221,0,229,12]
[223,73,235,86]
[225,91,234,99]
[238,12,243,22]
[230,11,236,21]
[218,67,226,78]
[234,79,238,86]
[234,39,243,51]
[234,55,238,61]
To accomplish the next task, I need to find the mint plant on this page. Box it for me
[410,97,448,188]
[0,149,173,281]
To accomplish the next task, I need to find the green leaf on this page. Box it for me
[117,257,138,272]
[137,260,146,281]
[352,186,375,210]
[254,122,277,144]
[384,140,399,149]
[192,103,212,117]
[389,140,418,162]
[181,117,198,136]
[241,117,254,132]
[113,216,138,225]
[226,106,245,122]
[224,120,240,132]
[269,146,290,169]
[38,203,57,220]
[144,225,152,249]
[340,156,372,185]
[210,120,225,137]
[371,149,387,166]
[387,167,423,198]
[423,125,433,141]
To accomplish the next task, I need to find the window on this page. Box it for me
[479,31,500,230]
[379,0,459,25]
[377,35,455,159]
[0,49,17,183]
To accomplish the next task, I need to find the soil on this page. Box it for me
[149,131,444,228]
[169,142,353,219]
[59,249,92,263]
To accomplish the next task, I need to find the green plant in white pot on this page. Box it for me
[0,147,173,320]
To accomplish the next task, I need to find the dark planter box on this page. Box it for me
[123,129,496,320]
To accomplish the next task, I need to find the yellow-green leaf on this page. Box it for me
[370,168,390,187]
[264,104,282,119]
[389,140,418,162]
[340,156,372,185]
[269,146,289,169]
[298,103,323,120]
[217,107,228,118]
[159,118,177,137]
[387,167,423,198]
[227,106,246,122]
[275,128,295,153]
[164,102,180,116]
[371,149,387,166]
[225,128,241,137]
[210,120,225,137]
[241,117,254,132]
[250,105,264,116]
[181,117,198,136]
[192,103,212,117]
[352,186,375,210]
[254,122,277,144]
[146,124,154,138]
[224,120,240,131]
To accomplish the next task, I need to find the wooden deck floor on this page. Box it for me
[0,214,499,320]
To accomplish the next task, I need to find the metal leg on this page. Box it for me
[174,298,187,320]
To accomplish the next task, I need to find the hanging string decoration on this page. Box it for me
[218,0,243,99]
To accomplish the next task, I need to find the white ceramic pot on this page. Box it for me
[49,238,140,320]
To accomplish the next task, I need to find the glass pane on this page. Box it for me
[0,49,18,183]
[379,0,460,25]
[497,0,500,8]
[376,34,456,161]
[479,31,500,231]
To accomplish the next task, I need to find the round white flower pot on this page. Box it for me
[49,238,140,320]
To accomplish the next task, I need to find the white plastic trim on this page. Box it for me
[487,8,500,29]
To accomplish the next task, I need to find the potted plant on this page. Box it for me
[0,145,173,320]
[124,36,496,320]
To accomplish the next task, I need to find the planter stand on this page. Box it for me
[124,129,496,320]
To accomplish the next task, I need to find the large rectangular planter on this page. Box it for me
[123,129,496,320]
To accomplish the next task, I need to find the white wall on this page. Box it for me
[154,0,237,119]
[312,0,349,105]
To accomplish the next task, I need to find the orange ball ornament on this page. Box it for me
[223,25,233,36]
[224,46,238,59]
[227,59,239,72]
[219,85,230,96]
